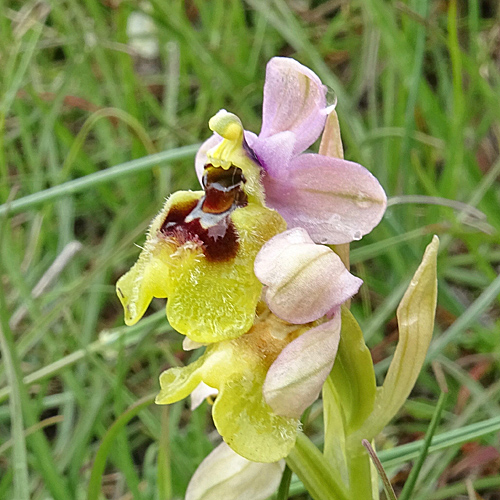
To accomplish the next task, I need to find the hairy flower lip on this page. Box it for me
[116,190,287,342]
[159,196,240,263]
[155,311,303,462]
[155,304,346,460]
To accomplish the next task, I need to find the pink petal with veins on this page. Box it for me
[263,313,341,418]
[263,154,387,244]
[254,228,362,324]
[260,57,328,155]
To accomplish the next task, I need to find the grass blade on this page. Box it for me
[0,295,30,500]
[398,391,448,500]
[0,144,200,216]
[378,415,500,467]
[86,393,156,500]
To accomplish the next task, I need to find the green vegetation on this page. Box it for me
[1,1,499,498]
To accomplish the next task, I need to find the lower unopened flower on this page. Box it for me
[185,442,285,500]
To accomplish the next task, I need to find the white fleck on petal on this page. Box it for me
[190,382,218,410]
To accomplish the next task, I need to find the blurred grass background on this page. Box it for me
[1,1,499,499]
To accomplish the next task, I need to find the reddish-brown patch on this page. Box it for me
[201,165,247,213]
[159,166,247,262]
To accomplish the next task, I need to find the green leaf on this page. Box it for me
[331,307,377,434]
[322,308,377,480]
[352,236,439,442]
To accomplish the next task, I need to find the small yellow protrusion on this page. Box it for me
[206,109,265,204]
[209,110,244,142]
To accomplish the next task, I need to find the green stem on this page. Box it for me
[346,444,374,500]
[286,433,350,500]
[276,464,292,500]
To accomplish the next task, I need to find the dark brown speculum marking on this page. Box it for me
[201,165,247,213]
[160,165,248,262]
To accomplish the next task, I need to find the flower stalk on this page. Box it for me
[286,433,350,500]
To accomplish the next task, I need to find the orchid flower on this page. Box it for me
[196,57,387,245]
[116,57,385,345]
[114,55,442,500]
[156,228,362,462]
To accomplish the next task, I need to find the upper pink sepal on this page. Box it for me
[263,313,341,418]
[254,228,362,324]
[260,57,328,155]
[263,153,387,244]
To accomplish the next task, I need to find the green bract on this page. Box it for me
[352,235,440,443]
